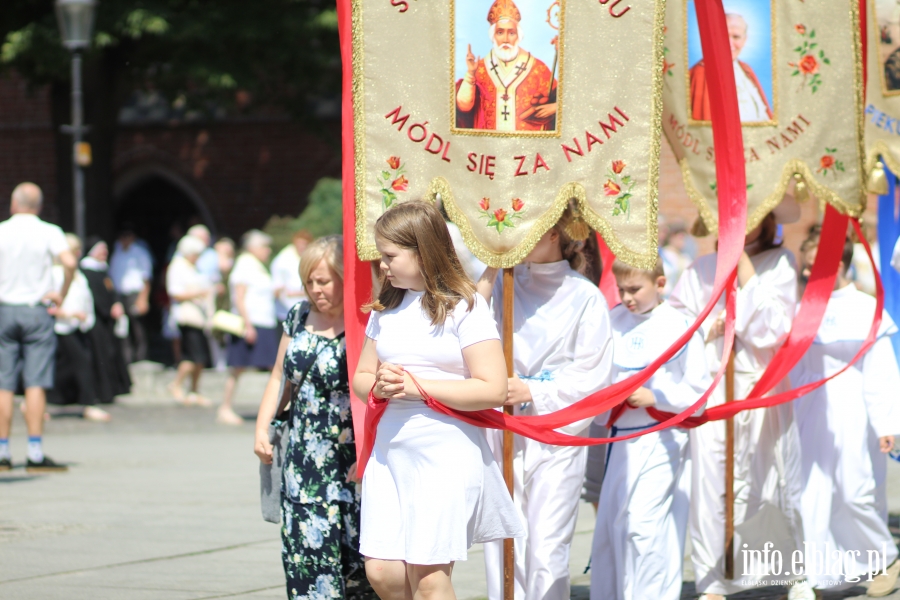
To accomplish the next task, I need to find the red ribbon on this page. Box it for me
[356,0,746,477]
[351,0,880,478]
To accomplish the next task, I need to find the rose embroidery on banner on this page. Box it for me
[480,197,525,233]
[376,156,407,209]
[605,160,635,219]
[661,27,675,89]
[789,25,830,93]
[817,148,844,178]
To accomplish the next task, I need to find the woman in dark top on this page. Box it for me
[81,237,132,402]
[254,236,372,600]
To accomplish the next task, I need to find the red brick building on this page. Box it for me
[0,71,874,266]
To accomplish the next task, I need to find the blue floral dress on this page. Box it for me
[280,302,372,600]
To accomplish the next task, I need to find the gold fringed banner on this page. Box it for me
[866,0,900,184]
[348,0,664,269]
[662,0,866,233]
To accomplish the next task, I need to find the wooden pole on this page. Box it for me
[724,349,736,580]
[502,267,515,600]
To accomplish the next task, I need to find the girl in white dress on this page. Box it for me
[353,201,523,600]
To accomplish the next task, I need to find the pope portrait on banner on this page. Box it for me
[455,0,559,132]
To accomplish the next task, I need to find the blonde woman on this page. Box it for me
[222,230,277,425]
[166,235,215,406]
[255,236,373,600]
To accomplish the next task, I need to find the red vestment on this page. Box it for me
[689,60,772,121]
[456,51,557,131]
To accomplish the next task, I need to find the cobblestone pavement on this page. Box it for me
[1,366,898,599]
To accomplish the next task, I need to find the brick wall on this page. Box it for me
[0,72,884,260]
[0,73,58,223]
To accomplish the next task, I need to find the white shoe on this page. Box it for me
[787,579,818,600]
[698,594,725,600]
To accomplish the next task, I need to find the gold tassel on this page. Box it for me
[793,173,810,203]
[868,161,889,196]
[564,201,591,241]
[690,216,710,238]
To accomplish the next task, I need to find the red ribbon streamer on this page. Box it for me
[356,0,747,477]
[337,0,371,462]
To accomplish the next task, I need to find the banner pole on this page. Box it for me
[502,267,515,600]
[724,348,736,580]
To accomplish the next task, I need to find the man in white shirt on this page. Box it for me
[0,183,77,472]
[109,226,153,363]
[271,230,311,321]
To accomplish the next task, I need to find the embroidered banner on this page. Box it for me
[865,0,900,181]
[662,0,867,232]
[344,0,664,269]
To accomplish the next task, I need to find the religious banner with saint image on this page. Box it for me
[662,0,867,233]
[344,0,664,269]
[865,0,900,185]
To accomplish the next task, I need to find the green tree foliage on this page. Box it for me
[0,0,341,121]
[263,176,342,252]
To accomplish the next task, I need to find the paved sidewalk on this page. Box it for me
[1,367,899,599]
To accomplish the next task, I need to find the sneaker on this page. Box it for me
[869,559,900,597]
[0,457,11,471]
[698,595,725,600]
[25,456,68,473]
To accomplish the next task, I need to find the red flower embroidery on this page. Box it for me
[511,198,524,212]
[479,197,490,211]
[798,55,818,75]
[820,155,835,170]
[494,208,508,223]
[391,175,409,192]
[611,160,626,174]
[387,156,401,170]
[795,24,806,35]
[604,179,621,196]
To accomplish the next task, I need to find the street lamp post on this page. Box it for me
[55,0,97,240]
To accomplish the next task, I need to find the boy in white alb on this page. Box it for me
[591,258,710,600]
[792,235,900,597]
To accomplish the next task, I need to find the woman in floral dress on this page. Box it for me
[255,236,372,600]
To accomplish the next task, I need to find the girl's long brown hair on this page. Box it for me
[365,201,476,325]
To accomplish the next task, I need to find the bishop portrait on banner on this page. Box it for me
[455,0,559,132]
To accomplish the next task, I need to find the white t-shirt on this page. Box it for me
[270,244,304,320]
[229,253,276,328]
[0,214,69,305]
[365,291,498,381]
[166,255,212,328]
[109,242,153,295]
[52,266,95,334]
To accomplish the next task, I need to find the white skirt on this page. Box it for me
[360,399,523,564]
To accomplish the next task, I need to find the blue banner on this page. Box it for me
[877,164,900,365]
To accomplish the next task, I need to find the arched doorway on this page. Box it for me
[113,167,215,365]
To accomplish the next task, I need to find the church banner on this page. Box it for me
[866,0,900,181]
[662,0,867,233]
[344,0,665,269]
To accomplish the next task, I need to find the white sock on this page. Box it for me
[0,438,9,460]
[27,436,43,462]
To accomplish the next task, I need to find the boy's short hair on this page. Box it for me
[611,256,665,281]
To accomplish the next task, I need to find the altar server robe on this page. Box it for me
[791,284,900,589]
[484,260,612,600]
[668,247,805,595]
[591,302,710,600]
